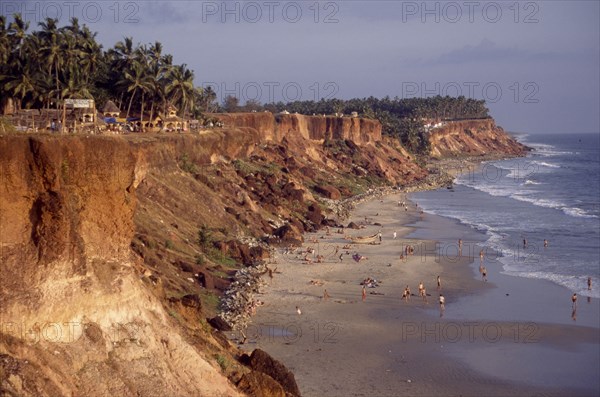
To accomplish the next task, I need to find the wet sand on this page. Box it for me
[233,193,600,396]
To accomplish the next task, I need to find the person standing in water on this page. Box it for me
[588,277,592,290]
[572,293,578,309]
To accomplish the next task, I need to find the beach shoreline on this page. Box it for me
[230,189,599,396]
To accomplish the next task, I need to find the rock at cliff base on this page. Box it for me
[306,203,324,225]
[208,316,232,331]
[237,371,286,397]
[274,224,304,246]
[197,271,215,289]
[347,222,360,229]
[313,185,341,200]
[245,349,301,397]
[180,294,202,309]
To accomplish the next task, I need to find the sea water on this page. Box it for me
[411,133,600,298]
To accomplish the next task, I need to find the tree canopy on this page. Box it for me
[1,13,490,153]
[0,14,216,120]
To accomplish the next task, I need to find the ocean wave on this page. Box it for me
[524,179,543,185]
[528,143,574,158]
[509,193,564,209]
[562,207,599,219]
[457,181,597,220]
[500,269,600,299]
[457,179,531,199]
[531,160,560,168]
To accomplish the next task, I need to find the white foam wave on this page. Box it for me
[528,143,574,158]
[500,270,600,299]
[509,193,564,209]
[531,160,560,168]
[562,207,599,219]
[524,179,542,185]
[458,181,598,220]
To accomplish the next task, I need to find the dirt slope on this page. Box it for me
[0,114,525,396]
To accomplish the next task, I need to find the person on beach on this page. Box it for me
[422,287,428,303]
[339,253,343,262]
[362,285,367,302]
[405,285,411,301]
[323,289,330,301]
[402,289,409,301]
[588,277,592,290]
[296,306,302,315]
[458,239,463,256]
[418,281,424,297]
[439,294,445,313]
[393,231,397,239]
[437,275,441,291]
[572,293,577,309]
[544,239,548,248]
[523,238,528,248]
[479,249,484,261]
[482,267,488,282]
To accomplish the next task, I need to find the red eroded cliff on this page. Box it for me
[428,119,527,157]
[208,112,382,145]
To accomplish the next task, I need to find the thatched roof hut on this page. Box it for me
[102,100,120,117]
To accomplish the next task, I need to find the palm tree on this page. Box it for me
[3,59,37,108]
[165,64,195,126]
[119,59,151,121]
[37,18,64,111]
[109,37,136,108]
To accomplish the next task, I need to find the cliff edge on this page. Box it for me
[0,113,526,396]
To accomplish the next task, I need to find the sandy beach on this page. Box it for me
[232,192,600,397]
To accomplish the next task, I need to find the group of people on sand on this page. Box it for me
[399,276,443,304]
[398,200,410,212]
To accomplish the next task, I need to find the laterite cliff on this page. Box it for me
[0,113,526,396]
[209,112,382,144]
[428,118,527,157]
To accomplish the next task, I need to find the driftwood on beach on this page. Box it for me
[348,233,380,244]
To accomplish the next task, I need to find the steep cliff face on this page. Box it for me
[0,135,241,396]
[209,112,382,145]
[0,126,422,396]
[428,119,527,157]
[0,113,525,396]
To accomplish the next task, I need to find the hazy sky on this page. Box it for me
[3,1,599,134]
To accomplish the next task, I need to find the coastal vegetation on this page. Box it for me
[2,13,488,154]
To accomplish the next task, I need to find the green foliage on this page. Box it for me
[215,354,228,371]
[195,254,205,266]
[0,117,17,133]
[60,159,70,182]
[165,239,174,249]
[197,225,213,250]
[179,153,198,174]
[0,14,199,123]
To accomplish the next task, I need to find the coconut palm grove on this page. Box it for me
[0,14,490,153]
